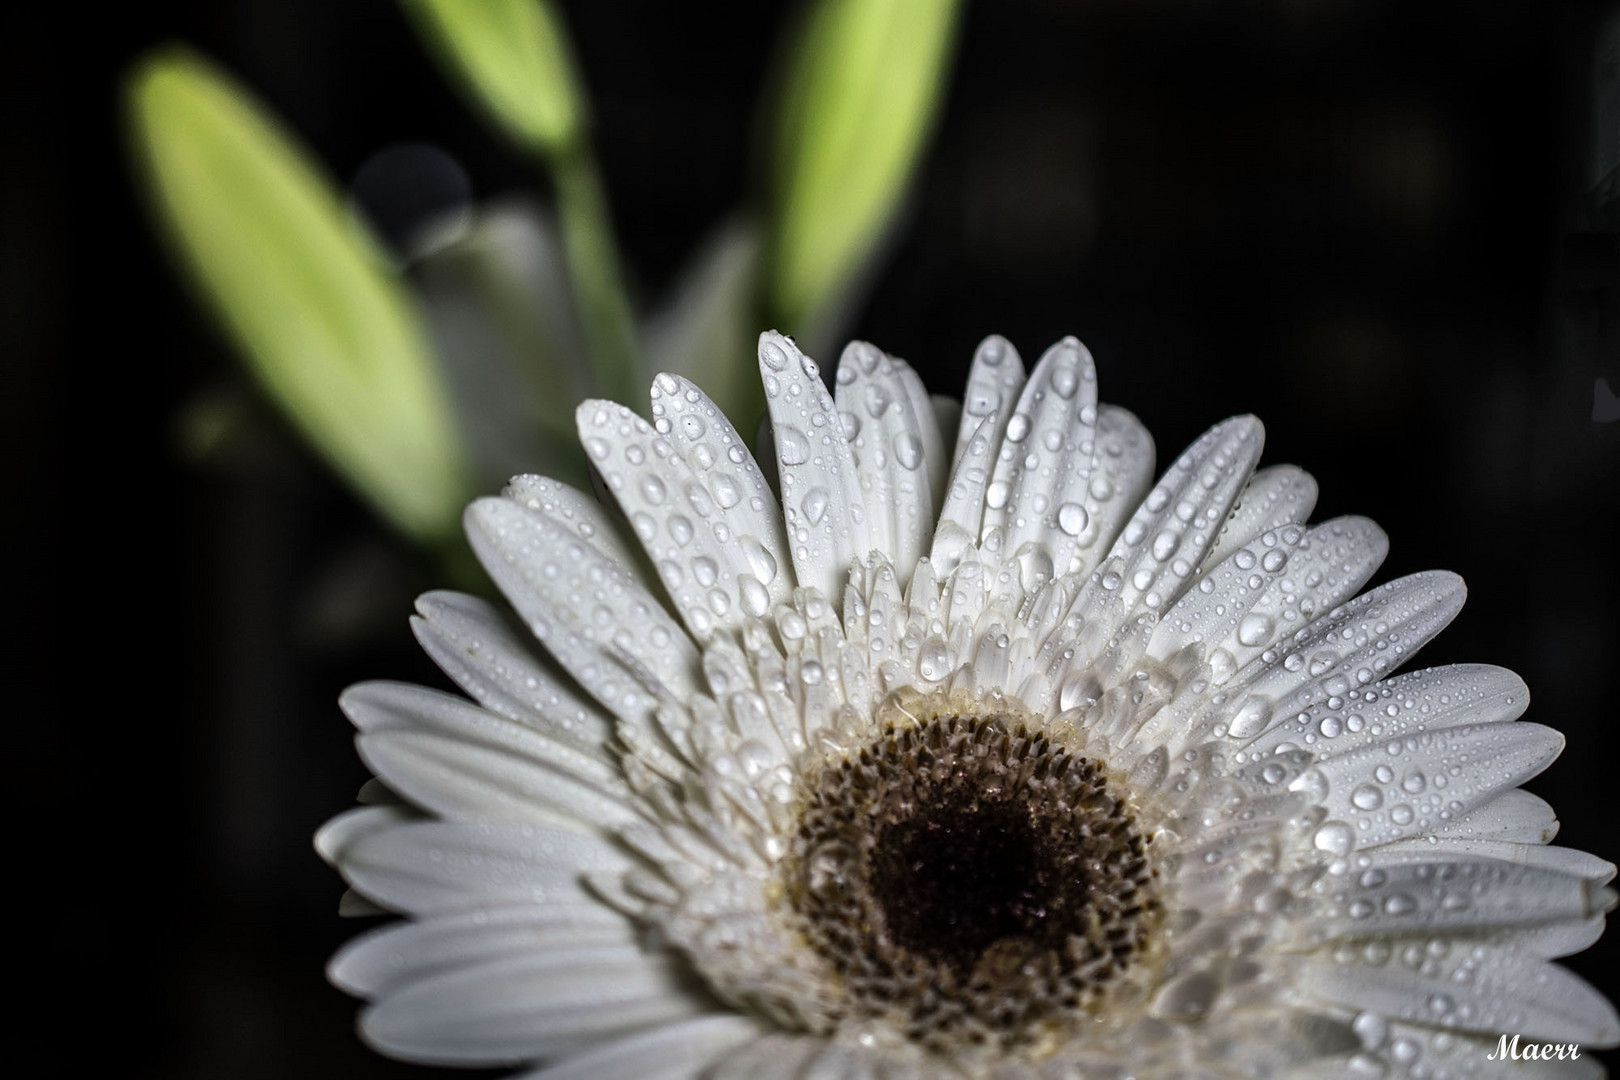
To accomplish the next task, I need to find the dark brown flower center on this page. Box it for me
[789,712,1160,1051]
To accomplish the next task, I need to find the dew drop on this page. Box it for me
[1237,613,1273,648]
[739,576,770,618]
[1351,784,1384,811]
[1057,502,1089,537]
[1314,821,1355,856]
[711,474,741,508]
[802,488,830,525]
[894,432,923,470]
[1050,362,1080,400]
[776,425,810,466]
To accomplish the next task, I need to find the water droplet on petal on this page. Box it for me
[802,488,830,525]
[1314,821,1355,855]
[1057,502,1088,536]
[776,425,809,466]
[1236,613,1274,648]
[1351,784,1384,811]
[894,432,922,470]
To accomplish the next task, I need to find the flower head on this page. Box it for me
[319,332,1618,1078]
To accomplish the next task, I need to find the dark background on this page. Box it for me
[10,0,1619,1075]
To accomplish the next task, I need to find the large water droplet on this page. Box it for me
[742,538,777,584]
[711,474,741,508]
[1051,362,1080,400]
[1314,821,1355,856]
[776,425,809,465]
[864,382,892,419]
[761,341,788,370]
[1005,413,1032,443]
[918,636,950,682]
[1057,502,1088,536]
[1351,784,1384,811]
[1227,696,1274,739]
[1236,613,1274,648]
[801,487,830,525]
[894,432,922,470]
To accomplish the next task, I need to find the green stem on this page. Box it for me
[550,146,642,406]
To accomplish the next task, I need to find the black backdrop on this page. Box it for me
[13,1,1620,1075]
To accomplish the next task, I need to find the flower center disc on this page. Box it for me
[789,710,1161,1052]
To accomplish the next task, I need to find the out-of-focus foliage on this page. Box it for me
[766,0,962,338]
[400,0,587,158]
[128,0,962,564]
[127,49,470,544]
[405,0,641,406]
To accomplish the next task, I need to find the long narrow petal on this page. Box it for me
[512,1014,765,1080]
[759,332,869,599]
[361,948,702,1064]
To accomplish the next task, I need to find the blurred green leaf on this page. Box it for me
[550,151,644,407]
[400,0,587,157]
[643,219,763,430]
[127,48,470,543]
[766,0,961,336]
[402,0,641,409]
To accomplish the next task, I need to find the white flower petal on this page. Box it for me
[1243,662,1527,759]
[1370,838,1614,884]
[1084,405,1158,549]
[1433,788,1560,844]
[315,803,418,865]
[342,681,620,785]
[1102,414,1265,620]
[1303,721,1562,851]
[359,730,639,829]
[330,903,636,996]
[337,820,631,916]
[504,474,643,574]
[1148,515,1386,666]
[980,337,1099,586]
[579,398,785,640]
[1215,571,1465,747]
[1295,942,1619,1046]
[1201,463,1319,571]
[361,948,703,1065]
[707,1033,826,1080]
[949,334,1025,473]
[760,331,870,600]
[932,411,1003,573]
[650,372,795,600]
[411,590,616,763]
[1307,854,1602,938]
[835,341,942,580]
[1500,916,1612,960]
[464,494,701,731]
[512,1014,765,1080]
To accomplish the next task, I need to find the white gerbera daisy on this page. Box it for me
[318,332,1618,1080]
